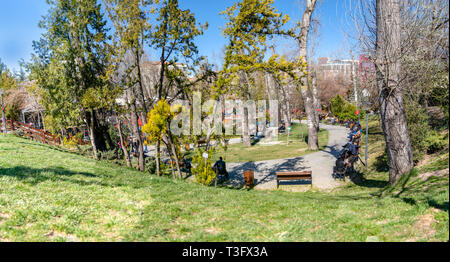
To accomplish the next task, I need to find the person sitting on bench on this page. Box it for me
[213,157,229,179]
[345,140,360,168]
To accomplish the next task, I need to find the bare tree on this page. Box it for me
[348,0,448,184]
[296,0,320,150]
[375,0,414,184]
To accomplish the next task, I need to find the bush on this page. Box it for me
[62,136,78,149]
[5,104,20,121]
[428,71,449,127]
[191,148,216,186]
[330,94,365,121]
[145,157,157,174]
[425,131,447,154]
[405,100,431,161]
[145,157,171,176]
[78,145,93,157]
[99,150,118,161]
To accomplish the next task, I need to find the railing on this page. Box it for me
[2,119,60,146]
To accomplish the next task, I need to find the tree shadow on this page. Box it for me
[266,157,310,186]
[0,166,117,188]
[323,144,343,158]
[401,197,417,206]
[373,153,389,172]
[348,170,389,189]
[226,156,309,189]
[250,138,260,146]
[427,199,449,212]
[17,141,65,152]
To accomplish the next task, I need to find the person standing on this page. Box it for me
[213,157,229,179]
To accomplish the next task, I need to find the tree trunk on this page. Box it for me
[297,0,318,151]
[117,118,132,167]
[157,42,167,101]
[269,46,282,127]
[100,123,114,151]
[280,83,291,129]
[86,110,99,160]
[167,132,182,179]
[130,100,145,172]
[242,106,251,147]
[135,47,148,118]
[239,70,252,148]
[265,73,272,102]
[376,0,413,185]
[311,72,321,132]
[300,85,319,150]
[156,140,161,176]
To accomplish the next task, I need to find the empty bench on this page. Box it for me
[275,171,312,189]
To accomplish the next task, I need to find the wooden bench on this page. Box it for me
[195,139,207,148]
[275,171,312,189]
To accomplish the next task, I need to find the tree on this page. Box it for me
[104,0,152,172]
[142,99,183,178]
[221,0,293,147]
[0,60,17,92]
[349,0,449,180]
[295,0,319,150]
[316,71,352,111]
[375,0,413,184]
[150,0,207,100]
[29,0,118,159]
[150,0,207,175]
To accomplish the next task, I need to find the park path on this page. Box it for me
[225,122,349,191]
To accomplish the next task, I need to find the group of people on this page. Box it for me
[117,136,149,158]
[343,122,363,169]
[334,121,363,179]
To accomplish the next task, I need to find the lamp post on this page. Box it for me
[362,90,371,170]
[1,88,6,135]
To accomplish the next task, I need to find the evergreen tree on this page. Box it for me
[150,0,207,175]
[29,0,118,159]
[221,0,304,147]
[104,0,152,171]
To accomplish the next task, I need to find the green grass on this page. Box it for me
[187,123,329,163]
[0,130,448,242]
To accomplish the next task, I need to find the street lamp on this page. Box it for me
[362,94,372,169]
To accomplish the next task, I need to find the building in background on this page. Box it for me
[317,57,359,79]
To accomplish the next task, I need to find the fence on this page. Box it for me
[2,119,60,146]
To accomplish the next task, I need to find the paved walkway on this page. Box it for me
[224,122,349,191]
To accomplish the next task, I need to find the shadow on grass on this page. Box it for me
[0,166,124,188]
[373,153,389,172]
[374,169,449,211]
[401,197,417,205]
[348,169,389,189]
[250,138,260,146]
[15,140,94,159]
[427,199,449,212]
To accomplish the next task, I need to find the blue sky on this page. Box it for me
[0,0,356,73]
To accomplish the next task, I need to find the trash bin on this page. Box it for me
[244,170,254,188]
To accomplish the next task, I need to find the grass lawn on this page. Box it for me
[187,123,329,163]
[0,128,448,242]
